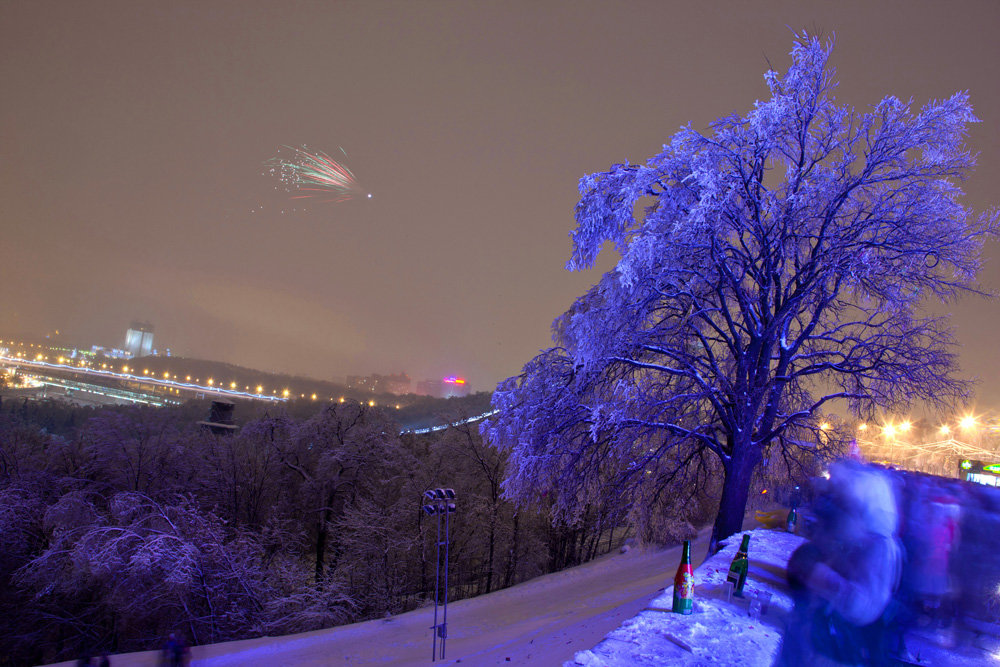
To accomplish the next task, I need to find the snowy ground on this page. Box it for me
[567,528,1000,667]
[46,528,719,667]
[48,524,1000,666]
[567,529,802,666]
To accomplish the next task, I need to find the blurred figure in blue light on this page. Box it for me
[775,460,903,666]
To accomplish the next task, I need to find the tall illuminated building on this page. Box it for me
[347,373,412,394]
[417,376,469,398]
[124,322,154,358]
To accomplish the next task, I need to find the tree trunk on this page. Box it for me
[485,513,496,594]
[503,512,519,588]
[709,439,761,554]
[314,519,327,584]
[314,489,337,584]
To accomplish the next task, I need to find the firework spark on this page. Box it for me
[265,145,370,203]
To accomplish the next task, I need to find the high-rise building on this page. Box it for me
[347,372,413,395]
[347,375,376,392]
[124,322,154,358]
[379,373,412,395]
[416,379,441,397]
[417,376,469,398]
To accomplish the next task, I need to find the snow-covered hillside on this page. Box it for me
[47,529,717,666]
[50,526,1000,666]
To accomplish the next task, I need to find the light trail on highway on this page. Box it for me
[0,355,288,403]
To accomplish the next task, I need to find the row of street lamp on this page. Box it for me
[3,349,408,408]
[854,415,988,439]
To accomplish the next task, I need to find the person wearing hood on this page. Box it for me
[775,460,903,666]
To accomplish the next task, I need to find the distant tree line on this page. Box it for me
[0,397,712,664]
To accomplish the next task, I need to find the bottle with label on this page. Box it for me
[672,539,694,614]
[726,534,751,597]
[786,506,797,533]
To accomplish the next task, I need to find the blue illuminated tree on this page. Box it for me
[483,34,997,551]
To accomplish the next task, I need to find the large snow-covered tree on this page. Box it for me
[483,34,997,551]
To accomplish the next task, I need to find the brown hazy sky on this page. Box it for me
[2,1,999,398]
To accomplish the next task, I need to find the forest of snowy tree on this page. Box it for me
[0,396,716,664]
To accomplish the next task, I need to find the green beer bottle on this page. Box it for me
[726,534,751,597]
[672,539,694,614]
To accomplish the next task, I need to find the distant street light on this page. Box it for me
[422,487,457,661]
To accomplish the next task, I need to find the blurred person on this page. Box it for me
[161,633,187,667]
[898,475,962,648]
[774,460,903,666]
[950,478,1000,643]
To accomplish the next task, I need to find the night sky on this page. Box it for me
[3,1,999,400]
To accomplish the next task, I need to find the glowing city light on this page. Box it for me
[0,350,285,403]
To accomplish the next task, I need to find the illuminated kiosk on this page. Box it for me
[959,459,1000,487]
[859,435,999,479]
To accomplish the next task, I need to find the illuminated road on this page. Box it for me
[0,355,287,403]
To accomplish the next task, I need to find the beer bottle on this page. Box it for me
[726,534,751,597]
[672,539,694,614]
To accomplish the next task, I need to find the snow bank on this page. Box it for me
[567,529,805,667]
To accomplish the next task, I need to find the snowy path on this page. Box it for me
[48,529,717,666]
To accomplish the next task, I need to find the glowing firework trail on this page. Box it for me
[265,145,370,203]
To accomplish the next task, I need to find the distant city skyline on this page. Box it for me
[3,2,999,397]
